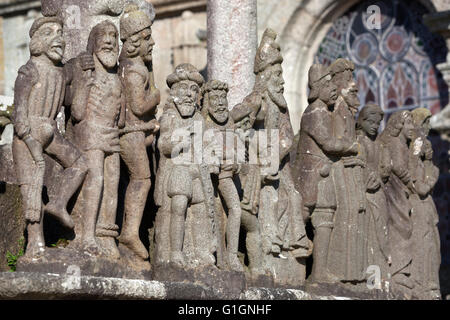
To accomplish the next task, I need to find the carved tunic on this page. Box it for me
[409,136,441,298]
[379,135,413,278]
[327,98,367,282]
[357,133,390,279]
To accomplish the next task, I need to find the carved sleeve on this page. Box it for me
[12,62,38,138]
[389,139,411,184]
[124,70,159,117]
[303,106,354,155]
[158,109,177,157]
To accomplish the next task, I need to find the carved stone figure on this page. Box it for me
[41,0,155,61]
[327,58,367,283]
[246,29,311,285]
[11,17,87,257]
[201,80,243,272]
[297,63,345,282]
[231,96,264,276]
[154,63,216,268]
[65,20,123,256]
[409,108,441,300]
[378,110,416,298]
[118,4,160,260]
[356,104,391,284]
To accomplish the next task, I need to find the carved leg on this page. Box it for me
[117,177,151,260]
[218,178,243,272]
[96,152,120,259]
[80,149,104,254]
[241,210,263,275]
[310,208,336,283]
[118,132,151,260]
[169,195,188,267]
[191,201,216,267]
[44,156,87,229]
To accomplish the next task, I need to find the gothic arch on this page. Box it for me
[259,0,442,132]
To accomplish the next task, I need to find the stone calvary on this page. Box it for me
[0,0,443,300]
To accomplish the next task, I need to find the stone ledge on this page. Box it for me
[0,272,356,300]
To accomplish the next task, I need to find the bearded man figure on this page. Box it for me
[242,29,311,285]
[12,17,87,257]
[65,20,123,256]
[155,64,216,268]
[202,80,243,272]
[118,4,160,260]
[326,58,368,283]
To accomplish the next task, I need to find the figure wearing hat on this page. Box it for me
[297,63,358,282]
[12,17,88,257]
[242,29,311,284]
[154,63,216,268]
[118,4,160,260]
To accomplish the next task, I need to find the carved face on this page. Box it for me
[172,80,200,118]
[35,22,65,63]
[94,24,119,69]
[139,27,155,63]
[266,64,287,109]
[207,89,229,124]
[334,69,360,110]
[401,113,415,141]
[361,112,383,139]
[318,75,338,106]
[235,116,252,132]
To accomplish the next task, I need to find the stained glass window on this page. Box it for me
[314,0,448,124]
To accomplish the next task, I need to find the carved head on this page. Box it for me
[87,20,119,70]
[202,80,229,125]
[329,58,359,111]
[120,4,154,63]
[356,104,384,139]
[384,110,414,141]
[411,108,432,137]
[167,63,204,118]
[29,17,65,64]
[308,64,337,107]
[254,29,287,109]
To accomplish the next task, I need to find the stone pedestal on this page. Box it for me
[207,0,257,108]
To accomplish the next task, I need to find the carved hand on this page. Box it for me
[15,119,31,139]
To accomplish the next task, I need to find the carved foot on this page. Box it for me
[228,254,244,272]
[81,238,101,255]
[118,235,149,260]
[97,237,120,260]
[44,203,74,229]
[309,272,340,284]
[24,241,46,259]
[170,251,186,268]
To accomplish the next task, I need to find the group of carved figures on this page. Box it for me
[10,4,441,300]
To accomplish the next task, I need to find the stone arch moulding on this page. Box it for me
[275,0,439,134]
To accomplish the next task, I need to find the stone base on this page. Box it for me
[16,247,151,280]
[305,279,396,300]
[0,271,352,300]
[152,263,246,299]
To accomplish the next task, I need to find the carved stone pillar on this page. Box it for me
[207,0,257,108]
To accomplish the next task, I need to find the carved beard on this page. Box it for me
[267,87,287,110]
[95,48,118,69]
[174,97,196,118]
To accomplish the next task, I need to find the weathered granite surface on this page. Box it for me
[0,183,24,272]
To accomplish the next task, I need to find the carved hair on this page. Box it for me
[307,64,331,103]
[29,17,63,57]
[166,63,204,88]
[356,104,384,131]
[86,20,118,55]
[120,32,143,59]
[381,110,411,138]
